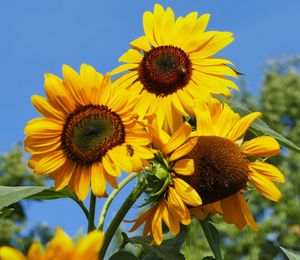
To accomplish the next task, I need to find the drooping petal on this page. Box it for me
[249,173,282,202]
[241,136,280,157]
[248,161,285,183]
[173,178,202,206]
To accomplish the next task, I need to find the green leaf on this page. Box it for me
[280,246,300,260]
[0,186,48,209]
[27,187,77,200]
[142,245,184,260]
[0,208,14,218]
[233,106,300,153]
[199,219,222,260]
[123,226,187,260]
[109,250,138,260]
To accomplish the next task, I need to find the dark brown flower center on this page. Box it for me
[138,46,192,97]
[181,136,249,205]
[61,104,125,165]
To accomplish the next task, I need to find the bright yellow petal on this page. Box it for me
[164,122,192,154]
[249,173,282,202]
[167,187,190,220]
[91,163,106,197]
[44,73,75,114]
[241,136,280,157]
[143,10,155,46]
[110,63,138,75]
[108,148,133,174]
[119,49,143,63]
[173,178,202,206]
[169,137,197,162]
[32,95,65,121]
[236,193,259,231]
[0,246,26,260]
[102,155,120,177]
[34,150,67,175]
[227,112,262,141]
[74,165,91,201]
[25,118,62,137]
[130,36,151,51]
[161,200,180,236]
[73,230,104,259]
[221,193,246,230]
[194,109,215,136]
[151,203,163,245]
[248,161,285,183]
[173,159,194,176]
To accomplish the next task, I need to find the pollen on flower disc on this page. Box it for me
[138,46,192,97]
[61,104,125,165]
[181,136,249,204]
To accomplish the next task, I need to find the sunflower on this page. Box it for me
[24,64,154,201]
[0,228,103,260]
[111,4,238,133]
[180,98,284,231]
[128,118,202,245]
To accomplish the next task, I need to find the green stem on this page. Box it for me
[98,174,146,259]
[87,193,97,232]
[97,172,138,231]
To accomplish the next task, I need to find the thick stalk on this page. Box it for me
[87,193,97,232]
[98,174,146,259]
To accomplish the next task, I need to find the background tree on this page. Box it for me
[182,56,300,260]
[0,144,53,252]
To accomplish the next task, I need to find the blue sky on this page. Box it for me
[0,0,299,237]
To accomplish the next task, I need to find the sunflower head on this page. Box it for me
[128,118,202,245]
[0,228,104,260]
[25,64,154,200]
[112,4,238,133]
[182,98,284,231]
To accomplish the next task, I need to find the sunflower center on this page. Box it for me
[61,104,125,165]
[138,46,192,97]
[181,136,249,205]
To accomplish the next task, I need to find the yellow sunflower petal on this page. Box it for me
[130,36,151,51]
[27,243,42,259]
[110,64,138,75]
[53,160,75,191]
[143,10,155,46]
[227,112,262,141]
[248,161,285,183]
[173,159,194,176]
[74,165,91,201]
[32,95,65,121]
[25,135,61,154]
[236,193,259,231]
[241,136,280,157]
[167,187,190,219]
[161,200,180,236]
[73,230,104,258]
[44,73,75,114]
[169,137,197,162]
[173,178,202,206]
[164,122,192,154]
[34,150,67,175]
[194,109,215,136]
[108,147,133,174]
[151,203,163,245]
[91,163,106,197]
[194,32,234,58]
[152,4,165,46]
[119,49,143,63]
[0,246,26,260]
[102,155,120,177]
[249,173,282,202]
[25,118,62,137]
[161,7,175,45]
